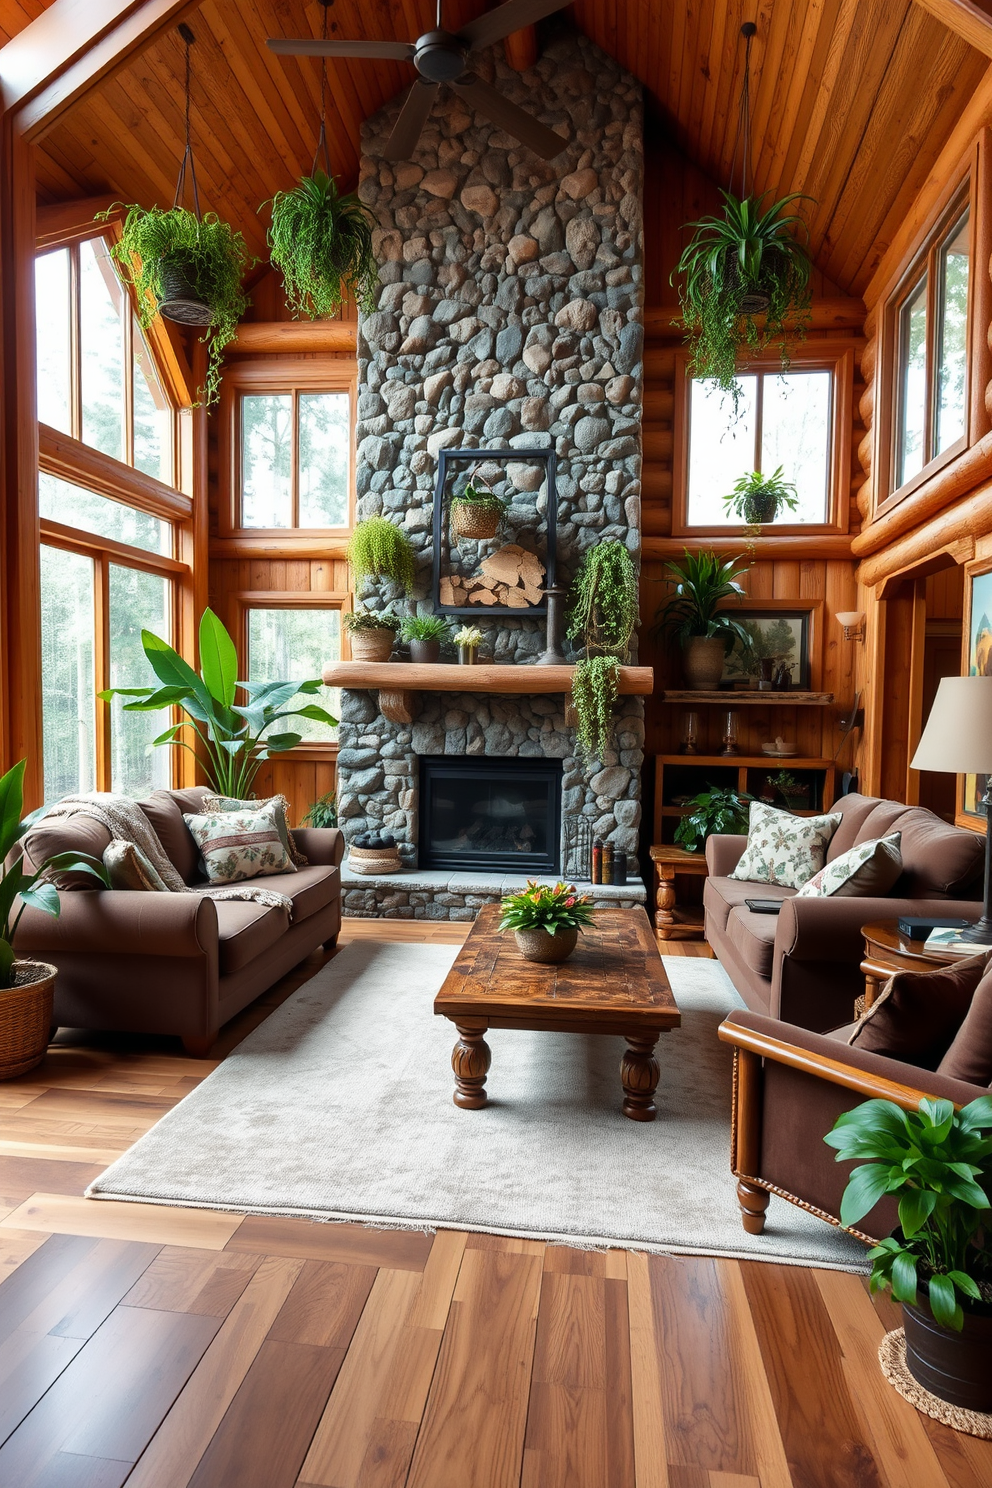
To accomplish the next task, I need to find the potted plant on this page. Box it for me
[572,655,621,762]
[99,608,336,797]
[450,475,509,542]
[673,190,813,409]
[346,517,416,598]
[400,614,450,664]
[722,466,799,526]
[566,539,639,661]
[454,625,484,665]
[499,879,595,965]
[655,550,753,691]
[266,169,378,319]
[104,204,252,406]
[673,786,752,853]
[345,608,400,663]
[0,760,110,1079]
[768,770,809,811]
[302,791,336,828]
[825,1095,992,1412]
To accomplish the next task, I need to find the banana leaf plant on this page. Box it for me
[99,609,338,799]
[0,759,110,990]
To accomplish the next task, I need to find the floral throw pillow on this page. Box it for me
[796,832,903,899]
[728,802,842,890]
[202,792,308,866]
[183,805,295,885]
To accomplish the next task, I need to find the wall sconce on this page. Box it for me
[836,610,865,642]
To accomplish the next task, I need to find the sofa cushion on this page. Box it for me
[184,805,295,885]
[102,840,171,892]
[848,951,992,1068]
[887,807,983,898]
[726,906,779,980]
[703,876,794,935]
[729,802,841,889]
[825,794,888,861]
[138,790,202,883]
[24,813,113,889]
[938,968,992,1085]
[263,863,339,923]
[796,833,903,899]
[203,792,308,867]
[214,900,289,975]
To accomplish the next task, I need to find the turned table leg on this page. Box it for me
[737,1180,771,1235]
[655,865,677,940]
[451,1021,491,1109]
[621,1032,661,1121]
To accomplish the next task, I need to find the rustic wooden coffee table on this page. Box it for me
[433,904,681,1121]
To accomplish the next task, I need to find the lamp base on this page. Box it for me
[954,917,992,945]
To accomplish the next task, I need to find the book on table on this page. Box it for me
[924,926,992,956]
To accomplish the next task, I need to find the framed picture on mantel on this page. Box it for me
[432,447,557,618]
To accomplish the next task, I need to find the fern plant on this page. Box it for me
[266,170,378,319]
[566,540,639,660]
[347,518,415,595]
[572,656,621,762]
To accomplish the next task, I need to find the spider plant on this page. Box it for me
[266,170,378,319]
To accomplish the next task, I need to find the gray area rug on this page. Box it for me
[88,943,867,1269]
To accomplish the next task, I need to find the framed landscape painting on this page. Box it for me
[721,608,812,690]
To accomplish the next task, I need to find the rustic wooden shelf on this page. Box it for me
[324,661,654,695]
[660,690,834,705]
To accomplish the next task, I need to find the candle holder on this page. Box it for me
[721,710,740,756]
[680,711,699,755]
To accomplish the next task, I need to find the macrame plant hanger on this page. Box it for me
[312,1,334,180]
[726,21,769,315]
[159,22,212,325]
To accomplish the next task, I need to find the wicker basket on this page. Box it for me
[0,961,57,1080]
[349,845,403,875]
[451,502,502,540]
[349,629,395,663]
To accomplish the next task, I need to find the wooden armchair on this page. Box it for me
[717,1011,988,1243]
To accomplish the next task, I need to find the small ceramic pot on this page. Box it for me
[743,493,778,524]
[514,926,578,964]
[682,635,726,690]
[903,1293,992,1412]
[408,638,441,664]
[349,628,395,663]
[458,643,479,665]
[0,960,57,1080]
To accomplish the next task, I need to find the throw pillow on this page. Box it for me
[728,802,842,890]
[182,805,295,885]
[102,839,172,892]
[938,966,992,1086]
[848,951,992,1069]
[795,832,903,899]
[202,792,308,866]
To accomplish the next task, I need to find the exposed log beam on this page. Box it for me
[36,195,119,248]
[643,299,867,338]
[911,0,992,57]
[230,322,358,355]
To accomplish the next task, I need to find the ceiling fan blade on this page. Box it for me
[383,81,439,161]
[267,38,415,61]
[458,0,571,51]
[452,75,567,159]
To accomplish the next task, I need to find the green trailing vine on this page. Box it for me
[571,655,621,762]
[566,540,639,659]
[346,518,415,595]
[266,170,378,319]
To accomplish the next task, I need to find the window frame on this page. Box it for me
[219,361,358,537]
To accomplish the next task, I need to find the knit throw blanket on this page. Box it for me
[44,793,294,915]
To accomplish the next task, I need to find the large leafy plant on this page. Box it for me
[266,170,378,319]
[0,760,109,989]
[674,786,752,853]
[674,190,813,408]
[655,550,752,650]
[825,1096,992,1331]
[99,609,337,800]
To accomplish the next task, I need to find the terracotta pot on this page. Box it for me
[903,1293,992,1412]
[451,503,501,540]
[514,926,578,964]
[0,960,57,1080]
[349,628,395,663]
[408,638,441,664]
[682,636,726,690]
[157,257,213,326]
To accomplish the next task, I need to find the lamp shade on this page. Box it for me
[911,675,992,774]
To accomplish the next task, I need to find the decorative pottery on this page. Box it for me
[408,638,441,664]
[903,1293,992,1412]
[157,258,213,326]
[348,844,402,876]
[451,502,501,540]
[682,635,726,690]
[349,628,395,663]
[513,926,578,964]
[0,960,57,1080]
[458,643,479,665]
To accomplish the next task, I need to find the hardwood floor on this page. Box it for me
[0,920,988,1488]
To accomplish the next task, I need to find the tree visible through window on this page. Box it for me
[247,608,340,741]
[240,390,349,528]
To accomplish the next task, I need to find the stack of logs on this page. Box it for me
[439,544,545,608]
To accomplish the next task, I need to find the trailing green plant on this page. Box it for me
[499,880,595,937]
[399,615,450,643]
[266,170,378,319]
[347,518,416,595]
[673,190,814,409]
[566,540,639,660]
[103,204,253,406]
[674,786,752,853]
[655,550,752,652]
[571,655,621,762]
[825,1096,992,1331]
[98,608,337,799]
[343,608,400,634]
[302,791,337,829]
[0,760,110,990]
[722,466,799,525]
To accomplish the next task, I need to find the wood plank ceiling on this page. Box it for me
[4,0,989,295]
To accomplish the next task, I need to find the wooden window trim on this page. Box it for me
[40,423,193,525]
[672,342,854,539]
[219,359,358,538]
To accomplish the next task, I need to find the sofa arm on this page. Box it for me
[774,895,980,963]
[705,834,747,876]
[291,827,345,868]
[13,890,218,958]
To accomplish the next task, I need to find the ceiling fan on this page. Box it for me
[267,0,572,161]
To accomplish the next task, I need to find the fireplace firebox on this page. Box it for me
[419,756,562,874]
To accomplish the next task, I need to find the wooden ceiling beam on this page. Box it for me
[912,0,992,57]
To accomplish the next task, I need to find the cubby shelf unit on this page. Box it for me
[652,754,838,844]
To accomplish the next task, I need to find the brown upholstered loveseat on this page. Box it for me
[15,786,344,1055]
[704,792,984,1032]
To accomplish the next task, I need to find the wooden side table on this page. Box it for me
[649,844,708,942]
[859,919,962,1015]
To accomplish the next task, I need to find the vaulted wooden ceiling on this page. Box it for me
[5,1,990,296]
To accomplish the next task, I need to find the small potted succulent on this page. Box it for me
[674,786,752,853]
[454,625,484,665]
[344,608,400,663]
[722,467,799,526]
[655,550,753,691]
[826,1094,992,1412]
[499,880,595,965]
[450,475,509,542]
[400,614,450,664]
[347,518,416,597]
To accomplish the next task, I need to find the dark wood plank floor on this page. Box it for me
[0,920,988,1487]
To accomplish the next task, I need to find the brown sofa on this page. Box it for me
[704,792,983,1031]
[15,786,344,1055]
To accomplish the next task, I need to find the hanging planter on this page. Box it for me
[450,471,509,542]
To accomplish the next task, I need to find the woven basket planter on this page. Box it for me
[349,845,403,876]
[349,629,395,663]
[451,503,502,541]
[0,960,57,1080]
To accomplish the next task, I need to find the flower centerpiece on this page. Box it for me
[453,625,484,665]
[499,880,595,965]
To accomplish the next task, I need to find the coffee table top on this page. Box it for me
[434,905,680,1031]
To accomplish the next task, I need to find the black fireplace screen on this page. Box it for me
[419,756,562,874]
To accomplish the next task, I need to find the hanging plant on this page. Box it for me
[722,466,799,526]
[347,517,416,595]
[267,170,378,319]
[566,540,639,660]
[571,656,621,762]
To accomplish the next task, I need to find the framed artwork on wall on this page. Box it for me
[958,557,992,827]
[720,607,813,690]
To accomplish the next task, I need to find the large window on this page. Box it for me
[240,390,350,528]
[246,606,341,742]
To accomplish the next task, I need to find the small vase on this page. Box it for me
[682,636,726,690]
[514,926,578,964]
[350,629,395,663]
[458,643,479,665]
[408,638,441,664]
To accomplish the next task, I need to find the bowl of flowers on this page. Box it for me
[498,880,595,964]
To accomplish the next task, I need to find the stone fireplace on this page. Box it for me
[336,29,646,920]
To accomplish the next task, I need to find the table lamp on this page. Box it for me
[910,675,992,944]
